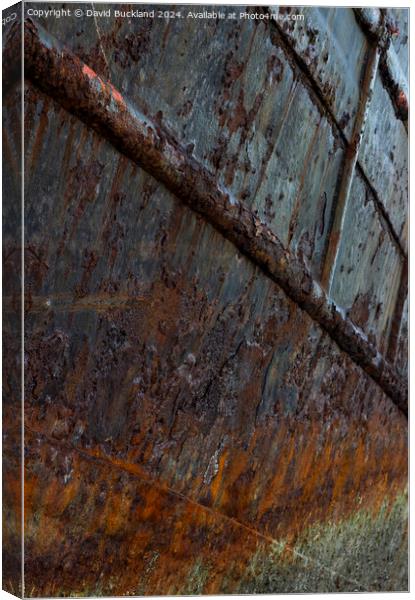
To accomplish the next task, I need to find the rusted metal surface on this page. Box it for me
[359,72,408,251]
[320,38,380,288]
[25,4,346,281]
[269,6,407,255]
[2,3,23,594]
[17,18,407,412]
[354,7,408,123]
[328,172,403,355]
[24,4,407,267]
[272,6,370,141]
[2,3,408,596]
[354,7,383,39]
[23,426,407,595]
[21,104,409,586]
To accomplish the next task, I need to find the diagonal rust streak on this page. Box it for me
[10,19,407,414]
[25,425,369,591]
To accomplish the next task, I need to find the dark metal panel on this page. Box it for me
[25,3,407,255]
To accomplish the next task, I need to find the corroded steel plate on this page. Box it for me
[2,3,408,596]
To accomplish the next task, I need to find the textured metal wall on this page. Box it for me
[2,3,408,595]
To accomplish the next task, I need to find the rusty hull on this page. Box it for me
[2,5,23,594]
[2,3,408,596]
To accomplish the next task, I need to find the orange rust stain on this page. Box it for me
[82,446,150,482]
[105,493,132,535]
[209,448,228,503]
[21,426,407,597]
[140,484,164,521]
[82,64,125,109]
[321,229,340,288]
[39,478,64,518]
[60,477,80,511]
[24,475,39,521]
[217,447,257,519]
[257,428,296,509]
[82,63,98,81]
[109,83,126,108]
